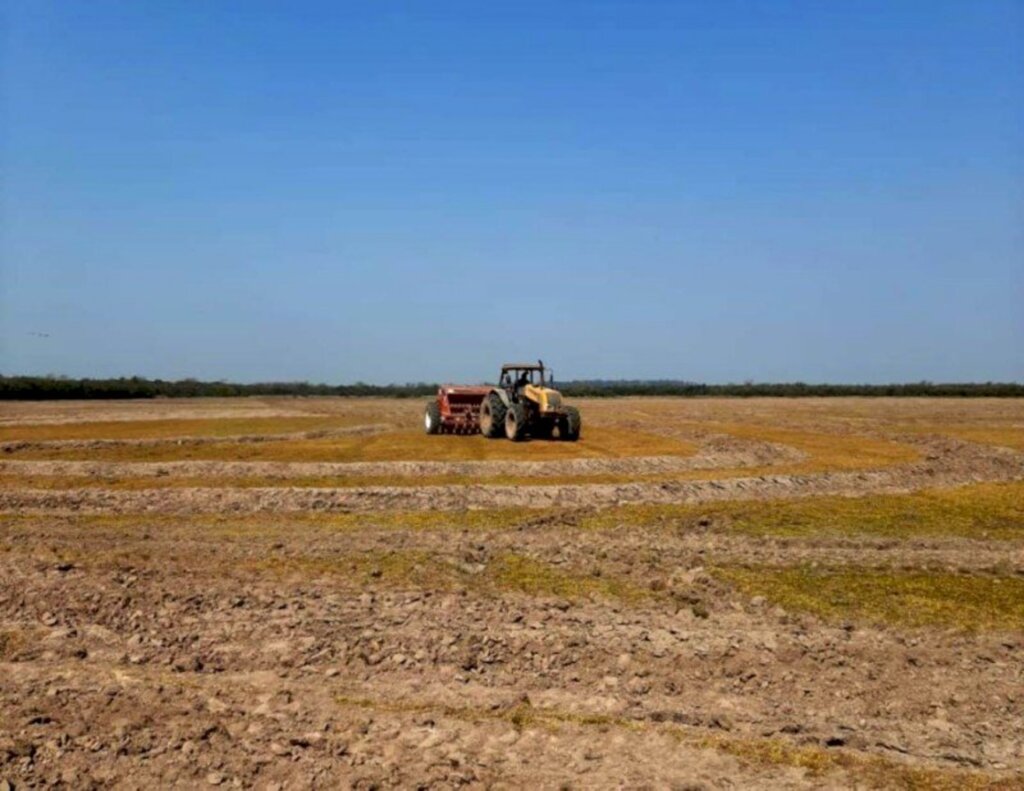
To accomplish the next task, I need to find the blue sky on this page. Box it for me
[2,1,1021,384]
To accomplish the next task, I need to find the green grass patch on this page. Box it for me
[715,566,1024,632]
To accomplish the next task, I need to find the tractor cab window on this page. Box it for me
[518,369,545,387]
[503,367,545,389]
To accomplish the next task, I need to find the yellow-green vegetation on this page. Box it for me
[334,692,628,732]
[331,693,1010,790]
[0,429,922,488]
[4,481,1021,542]
[0,466,865,490]
[938,427,1024,452]
[0,514,647,603]
[0,416,369,442]
[0,466,825,490]
[0,509,528,539]
[716,566,1024,632]
[714,483,1024,541]
[0,470,711,490]
[3,425,696,463]
[631,482,1024,541]
[488,553,647,602]
[1,408,930,480]
[256,550,648,603]
[698,421,920,474]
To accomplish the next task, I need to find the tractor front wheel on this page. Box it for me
[505,402,528,441]
[560,406,581,441]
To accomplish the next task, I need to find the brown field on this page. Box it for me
[1,396,1023,789]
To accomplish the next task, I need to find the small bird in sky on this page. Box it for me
[28,332,51,338]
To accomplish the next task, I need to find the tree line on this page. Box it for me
[1,375,1022,400]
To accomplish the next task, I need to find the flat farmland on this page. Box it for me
[2,397,1023,788]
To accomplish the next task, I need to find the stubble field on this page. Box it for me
[1,396,1023,789]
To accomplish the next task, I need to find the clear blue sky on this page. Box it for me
[2,1,1021,384]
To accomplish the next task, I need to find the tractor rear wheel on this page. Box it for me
[505,402,528,441]
[560,406,581,441]
[479,393,507,438]
[424,401,442,435]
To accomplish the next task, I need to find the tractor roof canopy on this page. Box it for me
[501,361,544,372]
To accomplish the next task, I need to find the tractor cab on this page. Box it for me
[499,362,548,399]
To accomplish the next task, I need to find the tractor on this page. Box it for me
[423,361,581,441]
[481,361,581,441]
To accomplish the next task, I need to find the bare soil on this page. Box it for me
[1,397,1023,789]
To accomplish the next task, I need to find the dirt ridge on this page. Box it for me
[0,437,804,479]
[2,439,1019,514]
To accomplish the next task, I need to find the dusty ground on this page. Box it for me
[1,396,1023,789]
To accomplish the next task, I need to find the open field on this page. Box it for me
[2,396,1024,788]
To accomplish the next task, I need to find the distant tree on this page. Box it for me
[1,375,1022,400]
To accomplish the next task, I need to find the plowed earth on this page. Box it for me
[1,397,1023,789]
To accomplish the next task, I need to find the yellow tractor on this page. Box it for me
[478,361,581,441]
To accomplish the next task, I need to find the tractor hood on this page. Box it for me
[523,384,564,413]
